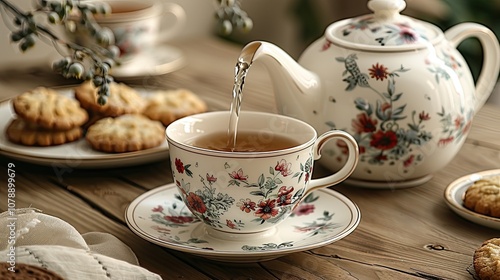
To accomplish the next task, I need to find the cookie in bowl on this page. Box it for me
[473,238,500,280]
[463,176,500,218]
[85,114,164,153]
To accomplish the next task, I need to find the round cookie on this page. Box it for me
[474,238,500,280]
[13,87,88,130]
[6,118,83,146]
[85,114,164,153]
[143,89,207,126]
[74,81,146,117]
[463,177,500,218]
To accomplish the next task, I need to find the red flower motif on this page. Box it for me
[380,102,392,113]
[275,159,292,176]
[397,24,418,44]
[206,173,217,183]
[368,63,389,81]
[322,40,332,51]
[305,171,311,183]
[454,116,464,129]
[237,198,256,213]
[186,192,206,214]
[254,199,279,220]
[277,186,294,206]
[419,111,430,121]
[293,204,315,216]
[164,215,194,224]
[403,155,415,167]
[152,205,163,212]
[352,113,378,133]
[175,158,184,173]
[370,130,398,150]
[359,146,366,154]
[229,168,248,181]
[226,219,237,229]
[438,136,454,147]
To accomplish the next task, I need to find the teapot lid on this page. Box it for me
[326,0,443,50]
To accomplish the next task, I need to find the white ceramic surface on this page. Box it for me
[444,169,500,230]
[165,111,358,234]
[125,183,361,262]
[0,89,169,168]
[237,0,500,187]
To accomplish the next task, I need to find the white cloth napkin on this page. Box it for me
[0,208,161,279]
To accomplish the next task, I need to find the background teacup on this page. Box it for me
[75,0,185,64]
[165,111,359,237]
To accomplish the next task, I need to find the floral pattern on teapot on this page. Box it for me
[341,16,429,46]
[323,51,473,168]
[172,155,313,231]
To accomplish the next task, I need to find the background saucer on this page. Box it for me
[111,44,185,78]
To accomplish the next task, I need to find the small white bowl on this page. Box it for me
[444,169,500,230]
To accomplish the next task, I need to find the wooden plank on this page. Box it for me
[0,163,211,280]
[467,103,500,150]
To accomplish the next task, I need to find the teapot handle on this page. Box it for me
[444,23,500,112]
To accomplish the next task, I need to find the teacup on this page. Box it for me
[165,111,359,237]
[74,0,185,63]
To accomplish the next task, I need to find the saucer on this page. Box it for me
[125,183,361,263]
[111,45,185,78]
[344,174,433,189]
[444,169,500,230]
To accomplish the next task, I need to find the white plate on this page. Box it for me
[0,89,169,168]
[125,183,361,263]
[444,169,500,230]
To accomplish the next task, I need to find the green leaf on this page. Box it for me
[258,174,265,187]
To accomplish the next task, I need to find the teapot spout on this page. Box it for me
[239,41,322,122]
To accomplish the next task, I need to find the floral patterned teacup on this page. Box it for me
[165,111,359,236]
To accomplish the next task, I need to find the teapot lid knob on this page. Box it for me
[368,0,406,20]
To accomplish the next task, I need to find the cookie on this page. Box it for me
[6,118,83,146]
[12,87,88,130]
[142,89,207,126]
[74,81,146,117]
[474,238,500,280]
[85,114,164,153]
[463,176,500,218]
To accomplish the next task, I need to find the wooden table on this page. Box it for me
[1,37,499,279]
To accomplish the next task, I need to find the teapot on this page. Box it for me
[237,0,500,188]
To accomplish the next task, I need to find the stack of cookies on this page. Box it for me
[5,82,207,153]
[6,87,88,146]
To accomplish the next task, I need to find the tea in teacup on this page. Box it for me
[188,130,299,152]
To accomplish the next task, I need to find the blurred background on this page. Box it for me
[1,0,499,103]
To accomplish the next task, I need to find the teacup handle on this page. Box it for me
[158,2,186,43]
[306,130,359,194]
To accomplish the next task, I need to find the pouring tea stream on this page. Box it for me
[233,0,500,187]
